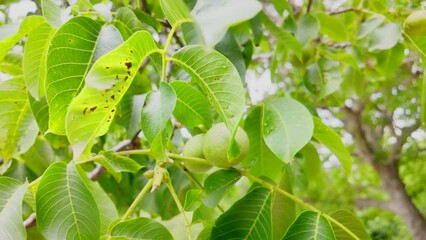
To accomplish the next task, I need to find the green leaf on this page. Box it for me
[66,31,158,159]
[36,162,100,239]
[0,53,23,76]
[316,13,348,42]
[117,94,145,138]
[98,150,143,182]
[20,137,55,175]
[0,77,38,160]
[282,211,335,240]
[23,22,55,99]
[84,180,118,236]
[272,168,295,240]
[211,184,273,240]
[108,217,173,240]
[171,46,246,158]
[263,98,314,163]
[0,16,45,61]
[377,43,404,77]
[300,143,322,185]
[141,82,176,160]
[304,58,342,98]
[244,106,283,182]
[330,210,371,240]
[313,117,352,174]
[184,189,202,211]
[113,7,145,40]
[296,14,319,46]
[368,23,401,51]
[46,17,103,135]
[0,177,28,240]
[215,31,247,80]
[259,12,302,60]
[357,16,385,39]
[203,169,241,208]
[93,25,124,62]
[159,0,192,27]
[170,80,213,129]
[42,0,63,29]
[191,0,262,46]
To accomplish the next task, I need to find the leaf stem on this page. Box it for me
[166,180,192,240]
[121,179,154,220]
[239,169,361,240]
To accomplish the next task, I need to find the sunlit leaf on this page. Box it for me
[272,168,295,240]
[313,117,352,174]
[46,17,103,135]
[0,77,38,160]
[203,169,241,207]
[316,13,348,42]
[184,189,202,211]
[36,162,100,239]
[368,23,401,51]
[300,143,322,184]
[66,31,158,159]
[211,184,272,240]
[0,53,22,76]
[108,217,173,240]
[191,0,262,47]
[159,0,192,27]
[0,177,28,240]
[170,80,213,129]
[23,22,55,99]
[0,16,45,61]
[113,7,145,40]
[357,16,385,39]
[282,211,335,240]
[42,0,64,29]
[263,98,313,163]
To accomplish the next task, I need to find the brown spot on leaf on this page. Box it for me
[124,76,129,81]
[111,109,115,112]
[111,95,115,100]
[90,106,97,112]
[106,66,110,69]
[127,71,131,75]
[115,75,119,80]
[83,107,88,115]
[125,62,132,69]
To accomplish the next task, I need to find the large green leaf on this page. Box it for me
[244,106,283,182]
[282,211,336,240]
[66,31,158,159]
[330,210,370,240]
[170,80,213,129]
[46,17,103,135]
[159,0,192,27]
[300,143,322,185]
[0,177,28,240]
[316,13,348,42]
[263,98,313,163]
[376,43,404,77]
[171,45,245,159]
[0,16,45,61]
[36,162,100,239]
[42,0,63,29]
[23,22,55,99]
[211,184,273,240]
[313,117,352,174]
[20,137,54,175]
[108,217,173,240]
[0,77,38,160]
[203,169,241,207]
[191,0,262,46]
[113,7,145,40]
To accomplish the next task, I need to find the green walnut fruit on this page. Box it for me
[182,134,212,172]
[404,10,426,36]
[202,123,250,168]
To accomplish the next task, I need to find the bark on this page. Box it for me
[343,106,426,240]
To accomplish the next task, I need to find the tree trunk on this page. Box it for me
[373,162,426,240]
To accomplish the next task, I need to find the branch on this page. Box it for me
[388,122,421,164]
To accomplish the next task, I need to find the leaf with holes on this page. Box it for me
[211,184,273,240]
[282,211,335,240]
[36,162,100,239]
[46,17,103,135]
[0,77,38,161]
[0,177,28,240]
[66,30,158,159]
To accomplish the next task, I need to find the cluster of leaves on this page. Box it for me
[1,0,426,239]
